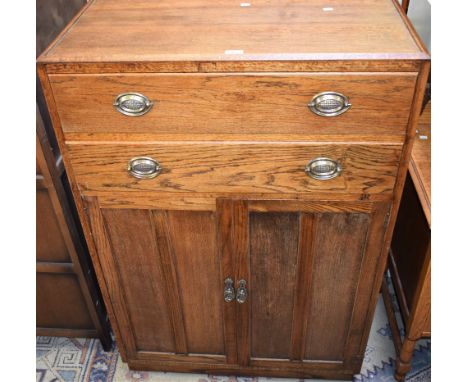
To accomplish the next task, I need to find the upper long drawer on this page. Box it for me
[50,73,417,136]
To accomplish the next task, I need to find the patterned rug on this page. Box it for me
[37,275,430,382]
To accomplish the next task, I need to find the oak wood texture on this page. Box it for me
[83,191,395,213]
[44,60,422,75]
[391,176,430,318]
[37,0,426,64]
[384,101,431,380]
[352,61,429,373]
[384,174,431,381]
[50,73,416,137]
[65,132,407,144]
[37,186,71,263]
[249,212,300,359]
[37,273,95,330]
[409,101,431,226]
[84,197,389,378]
[67,142,402,197]
[37,0,430,378]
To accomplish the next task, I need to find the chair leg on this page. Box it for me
[395,337,417,381]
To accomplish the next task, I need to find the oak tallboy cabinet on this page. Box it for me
[37,0,430,379]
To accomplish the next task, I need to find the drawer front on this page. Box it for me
[67,142,402,196]
[51,73,417,136]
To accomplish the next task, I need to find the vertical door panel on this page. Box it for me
[165,210,225,355]
[102,209,176,353]
[249,212,300,359]
[304,213,370,361]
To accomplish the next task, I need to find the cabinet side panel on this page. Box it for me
[36,188,71,262]
[101,208,175,352]
[36,273,94,329]
[249,212,300,359]
[165,210,225,355]
[391,175,430,312]
[304,213,369,361]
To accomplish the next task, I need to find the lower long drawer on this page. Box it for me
[67,142,402,196]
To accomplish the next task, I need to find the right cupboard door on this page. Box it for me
[220,199,390,373]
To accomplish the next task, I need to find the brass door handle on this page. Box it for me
[224,278,235,302]
[236,279,248,304]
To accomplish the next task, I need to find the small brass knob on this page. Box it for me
[308,92,351,117]
[127,157,162,179]
[305,158,342,180]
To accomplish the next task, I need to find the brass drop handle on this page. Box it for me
[128,157,162,179]
[308,91,351,117]
[224,278,235,303]
[305,157,342,180]
[114,92,154,116]
[236,279,248,304]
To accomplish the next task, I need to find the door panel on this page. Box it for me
[164,210,225,355]
[250,212,300,359]
[101,208,176,353]
[303,213,370,361]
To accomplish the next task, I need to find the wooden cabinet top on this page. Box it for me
[38,0,429,64]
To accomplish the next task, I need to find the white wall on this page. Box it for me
[407,0,431,51]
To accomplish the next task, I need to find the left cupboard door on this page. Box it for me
[85,197,237,366]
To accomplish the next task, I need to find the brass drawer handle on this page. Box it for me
[224,278,235,303]
[308,92,351,117]
[114,92,153,116]
[305,157,342,180]
[236,279,248,304]
[127,157,162,179]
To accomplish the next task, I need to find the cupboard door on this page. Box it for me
[86,197,235,363]
[219,199,389,370]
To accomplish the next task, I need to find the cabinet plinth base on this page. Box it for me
[127,360,355,380]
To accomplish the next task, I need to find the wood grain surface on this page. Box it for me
[249,212,300,359]
[164,211,225,355]
[409,101,430,226]
[303,213,369,361]
[101,208,177,353]
[50,73,417,136]
[36,0,430,377]
[38,0,426,63]
[67,142,402,196]
[43,60,423,75]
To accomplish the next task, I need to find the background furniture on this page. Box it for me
[37,0,430,379]
[382,101,431,381]
[36,0,112,349]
